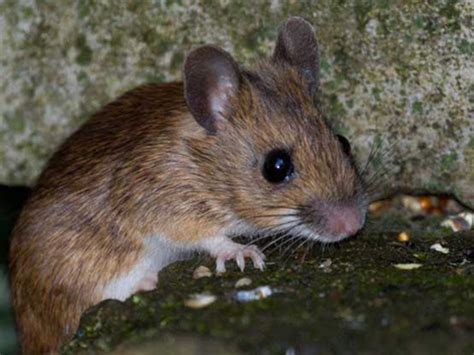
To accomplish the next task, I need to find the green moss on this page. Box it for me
[372,87,383,101]
[76,0,91,19]
[77,71,88,84]
[320,58,332,76]
[468,136,474,149]
[439,0,461,31]
[75,34,93,66]
[5,113,25,133]
[423,180,447,194]
[169,51,184,73]
[458,39,473,55]
[327,93,347,119]
[353,0,373,31]
[440,152,458,171]
[412,101,423,114]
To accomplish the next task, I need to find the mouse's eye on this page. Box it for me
[337,135,351,155]
[263,149,294,184]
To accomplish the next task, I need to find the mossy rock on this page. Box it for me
[64,213,474,354]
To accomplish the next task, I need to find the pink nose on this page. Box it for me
[325,206,363,237]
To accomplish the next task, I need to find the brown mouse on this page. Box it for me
[9,17,367,353]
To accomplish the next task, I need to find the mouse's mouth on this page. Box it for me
[292,224,357,243]
[262,201,367,244]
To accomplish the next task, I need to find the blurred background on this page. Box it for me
[0,186,29,353]
[0,1,472,353]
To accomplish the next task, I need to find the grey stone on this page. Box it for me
[0,1,472,207]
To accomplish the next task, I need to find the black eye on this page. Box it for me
[263,149,294,184]
[337,135,351,155]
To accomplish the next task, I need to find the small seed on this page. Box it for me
[430,243,449,254]
[235,277,252,288]
[184,293,217,309]
[393,263,422,270]
[193,265,212,279]
[319,259,332,269]
[397,232,410,242]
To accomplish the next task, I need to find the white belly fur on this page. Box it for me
[102,235,188,301]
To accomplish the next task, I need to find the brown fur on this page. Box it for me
[9,18,366,353]
[9,82,228,353]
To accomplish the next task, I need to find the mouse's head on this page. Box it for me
[184,17,367,243]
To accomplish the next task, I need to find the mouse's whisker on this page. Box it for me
[361,157,390,184]
[259,221,306,253]
[364,146,394,174]
[360,141,381,177]
[241,219,302,247]
[361,144,394,201]
[236,205,298,212]
[289,237,313,261]
[364,168,393,201]
[261,234,290,253]
[266,234,297,256]
[359,139,395,181]
[280,229,317,267]
[243,232,283,247]
[280,234,305,257]
[250,212,302,219]
[278,236,305,258]
[260,204,303,211]
[365,170,390,191]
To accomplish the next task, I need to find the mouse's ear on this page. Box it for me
[184,45,241,134]
[272,17,320,97]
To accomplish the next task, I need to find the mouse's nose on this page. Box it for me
[324,205,363,237]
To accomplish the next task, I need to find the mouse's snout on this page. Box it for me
[304,197,366,242]
[309,199,365,241]
[323,204,364,238]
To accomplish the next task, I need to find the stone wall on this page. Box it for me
[0,1,472,207]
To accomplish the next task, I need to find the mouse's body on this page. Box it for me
[10,82,241,351]
[10,17,367,353]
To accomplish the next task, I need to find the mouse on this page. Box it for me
[9,16,367,353]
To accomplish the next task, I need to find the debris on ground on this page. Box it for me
[192,265,213,279]
[234,277,252,288]
[234,286,274,302]
[184,293,217,309]
[393,263,423,270]
[430,243,450,254]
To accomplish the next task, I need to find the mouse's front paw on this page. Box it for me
[201,236,266,273]
[215,244,265,273]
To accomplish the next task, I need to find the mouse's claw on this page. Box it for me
[236,251,245,271]
[216,256,226,273]
[206,237,266,274]
[243,245,265,271]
